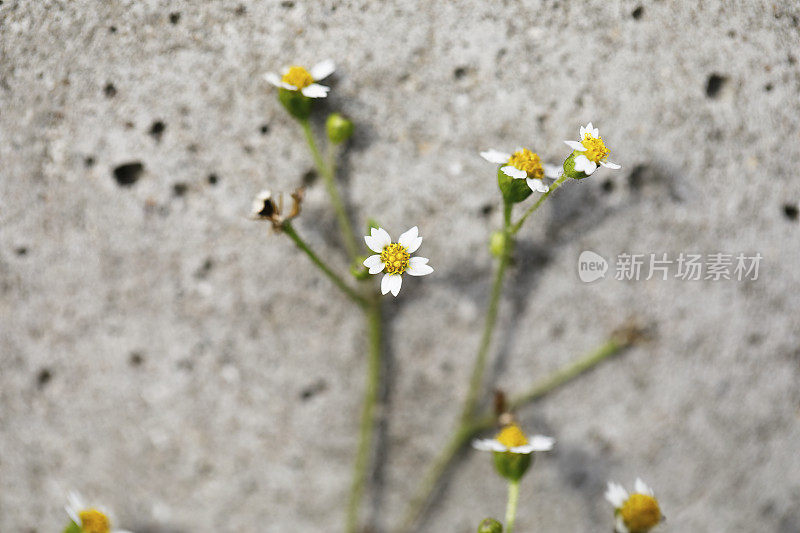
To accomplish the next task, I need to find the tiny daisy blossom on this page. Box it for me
[472,423,555,454]
[480,147,562,193]
[363,226,433,297]
[564,122,621,176]
[264,59,335,98]
[605,478,663,533]
[65,491,132,533]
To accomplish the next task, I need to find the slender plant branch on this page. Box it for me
[300,119,361,262]
[345,297,383,533]
[505,480,520,533]
[397,335,630,532]
[460,200,513,424]
[282,221,367,308]
[510,174,569,234]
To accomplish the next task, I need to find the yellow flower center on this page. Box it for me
[507,148,544,179]
[581,133,609,163]
[281,66,314,89]
[380,243,410,275]
[79,509,111,533]
[620,493,662,533]
[496,424,529,448]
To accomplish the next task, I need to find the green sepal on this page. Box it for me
[562,153,587,179]
[351,256,371,281]
[497,166,532,204]
[63,520,83,533]
[366,219,381,231]
[278,88,312,120]
[477,517,504,533]
[493,451,532,481]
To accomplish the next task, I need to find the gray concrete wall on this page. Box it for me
[1,1,799,532]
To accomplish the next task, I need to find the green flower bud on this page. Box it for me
[326,113,354,144]
[493,450,532,481]
[489,231,509,258]
[477,517,503,533]
[278,88,312,121]
[497,166,532,204]
[562,152,587,179]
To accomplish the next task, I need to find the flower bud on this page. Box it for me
[497,167,533,204]
[562,153,587,179]
[278,88,312,121]
[493,450,532,482]
[477,517,503,533]
[326,113,354,144]
[489,231,509,258]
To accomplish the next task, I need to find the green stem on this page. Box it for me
[345,298,383,533]
[510,174,569,234]
[396,337,627,533]
[282,221,367,308]
[505,480,520,533]
[460,201,513,424]
[300,119,360,262]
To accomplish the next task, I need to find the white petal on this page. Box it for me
[398,226,419,250]
[600,160,621,169]
[388,274,403,296]
[509,445,535,454]
[543,164,562,178]
[365,227,391,253]
[635,477,654,496]
[564,140,587,151]
[615,515,630,533]
[301,83,330,98]
[264,72,283,87]
[309,59,335,80]
[501,165,527,180]
[580,124,587,137]
[585,122,595,135]
[573,155,592,173]
[407,257,433,276]
[605,482,629,508]
[584,160,598,175]
[480,149,510,164]
[472,439,507,452]
[526,178,549,193]
[363,255,385,274]
[528,434,555,451]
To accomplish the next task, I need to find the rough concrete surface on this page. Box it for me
[2,1,800,532]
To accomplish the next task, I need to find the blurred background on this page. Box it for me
[1,1,799,532]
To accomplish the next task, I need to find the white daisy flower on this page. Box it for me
[363,226,433,297]
[65,491,132,533]
[564,122,621,176]
[481,147,562,193]
[264,59,335,98]
[605,478,664,533]
[472,423,555,455]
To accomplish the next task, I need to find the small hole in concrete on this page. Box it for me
[37,368,52,388]
[764,83,773,92]
[103,83,117,98]
[783,203,799,221]
[109,26,117,33]
[260,124,270,135]
[172,182,188,197]
[129,352,144,367]
[453,66,467,79]
[280,0,295,7]
[113,162,144,187]
[705,73,727,98]
[235,4,246,15]
[302,169,317,185]
[631,5,644,19]
[169,12,180,24]
[15,246,28,256]
[84,156,96,167]
[601,179,614,193]
[480,203,494,217]
[207,173,218,185]
[149,121,166,141]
